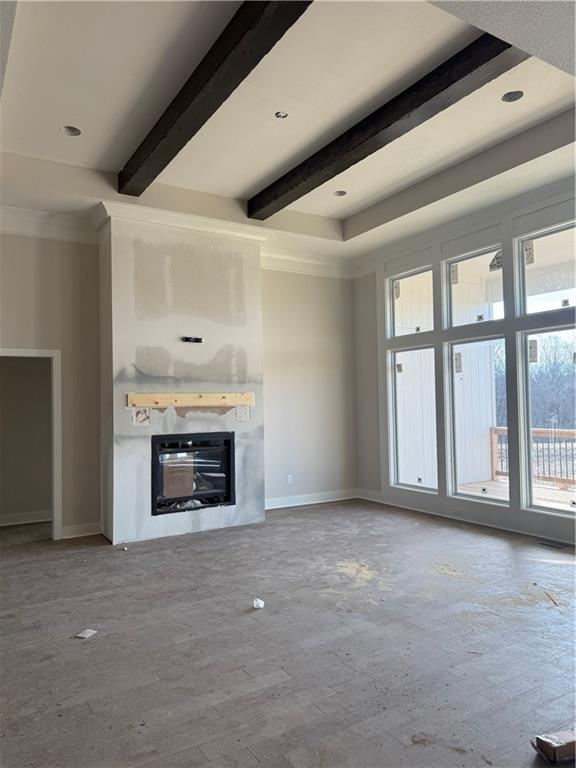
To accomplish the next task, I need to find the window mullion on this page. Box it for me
[376,263,391,495]
[432,251,448,498]
[502,218,522,511]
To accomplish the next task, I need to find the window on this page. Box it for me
[392,348,437,489]
[520,225,576,314]
[525,329,575,512]
[383,205,574,528]
[448,248,504,327]
[450,338,508,501]
[391,269,433,336]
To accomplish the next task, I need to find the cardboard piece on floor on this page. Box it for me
[75,629,98,639]
[531,731,576,764]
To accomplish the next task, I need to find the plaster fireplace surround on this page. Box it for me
[97,204,265,544]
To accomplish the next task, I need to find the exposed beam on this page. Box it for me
[118,1,312,197]
[247,33,530,220]
[345,110,575,241]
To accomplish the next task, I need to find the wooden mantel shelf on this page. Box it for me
[126,392,255,408]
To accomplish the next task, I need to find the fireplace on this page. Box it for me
[151,433,235,515]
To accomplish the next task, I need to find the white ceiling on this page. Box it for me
[1,2,478,196]
[262,145,575,259]
[290,57,575,217]
[157,1,478,200]
[0,0,574,250]
[0,1,240,170]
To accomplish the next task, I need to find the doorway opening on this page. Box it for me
[0,349,62,543]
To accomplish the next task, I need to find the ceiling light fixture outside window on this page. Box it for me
[501,91,524,103]
[61,125,82,136]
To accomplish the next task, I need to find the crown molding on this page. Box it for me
[0,205,96,244]
[366,176,575,268]
[260,248,353,279]
[94,200,269,244]
[0,202,360,278]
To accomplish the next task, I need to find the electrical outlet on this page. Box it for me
[236,405,250,422]
[287,474,293,485]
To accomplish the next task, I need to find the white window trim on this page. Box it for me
[388,265,434,339]
[389,345,438,493]
[375,190,576,544]
[443,244,503,330]
[518,322,576,514]
[445,334,509,505]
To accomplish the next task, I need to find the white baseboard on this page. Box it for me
[0,510,51,527]
[60,522,102,539]
[265,489,358,510]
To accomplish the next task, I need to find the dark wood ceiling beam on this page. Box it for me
[247,33,530,220]
[118,1,312,197]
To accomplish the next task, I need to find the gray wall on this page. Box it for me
[262,270,356,501]
[354,274,381,493]
[0,229,372,534]
[0,356,52,524]
[0,233,100,532]
[100,219,265,544]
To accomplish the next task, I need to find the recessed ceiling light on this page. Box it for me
[334,190,347,197]
[61,125,82,136]
[501,91,524,103]
[275,111,288,119]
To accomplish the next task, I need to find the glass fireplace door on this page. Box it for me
[152,433,234,514]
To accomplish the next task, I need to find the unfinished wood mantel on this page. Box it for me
[126,392,255,409]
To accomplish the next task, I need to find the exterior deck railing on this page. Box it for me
[490,427,576,488]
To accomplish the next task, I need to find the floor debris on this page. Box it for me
[544,590,560,607]
[253,598,265,609]
[74,629,98,639]
[531,730,576,763]
[433,562,465,578]
[335,560,378,586]
[411,734,434,747]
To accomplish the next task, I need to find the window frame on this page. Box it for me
[445,334,509,506]
[444,243,504,330]
[388,265,434,339]
[519,323,576,514]
[516,221,576,318]
[389,344,438,493]
[378,199,575,531]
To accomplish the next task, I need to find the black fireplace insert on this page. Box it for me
[151,432,235,515]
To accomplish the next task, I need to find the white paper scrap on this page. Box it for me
[75,629,98,639]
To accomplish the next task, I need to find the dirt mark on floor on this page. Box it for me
[433,563,466,577]
[333,561,391,593]
[411,732,468,756]
[335,561,378,586]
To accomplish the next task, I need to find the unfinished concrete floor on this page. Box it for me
[1,501,574,768]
